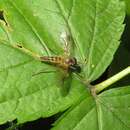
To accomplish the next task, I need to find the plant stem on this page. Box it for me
[95,66,130,93]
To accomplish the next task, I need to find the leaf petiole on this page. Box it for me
[95,66,130,93]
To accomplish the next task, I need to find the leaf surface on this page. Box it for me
[0,0,125,125]
[52,86,130,130]
[0,42,88,124]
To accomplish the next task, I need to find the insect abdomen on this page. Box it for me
[40,56,62,64]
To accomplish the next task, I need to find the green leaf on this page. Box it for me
[0,0,125,126]
[0,0,69,55]
[0,0,88,125]
[0,0,125,81]
[73,0,125,81]
[52,86,130,130]
[0,42,88,124]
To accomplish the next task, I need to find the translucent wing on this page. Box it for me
[60,31,73,57]
[57,69,72,96]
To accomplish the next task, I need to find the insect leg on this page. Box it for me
[32,70,57,76]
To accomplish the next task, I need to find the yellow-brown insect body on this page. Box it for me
[40,56,81,73]
[40,56,72,70]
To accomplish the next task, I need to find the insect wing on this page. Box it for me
[60,31,73,57]
[53,69,72,96]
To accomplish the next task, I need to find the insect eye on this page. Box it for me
[68,59,74,65]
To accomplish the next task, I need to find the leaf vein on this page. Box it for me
[8,0,51,55]
[98,98,130,128]
[0,60,33,73]
[54,0,84,60]
[87,0,98,77]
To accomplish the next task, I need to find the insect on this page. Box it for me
[15,31,82,95]
[38,31,81,74]
[39,56,81,73]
